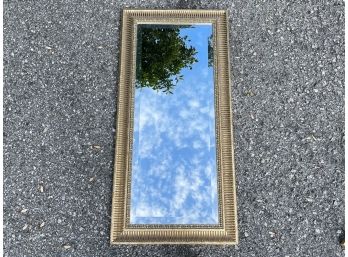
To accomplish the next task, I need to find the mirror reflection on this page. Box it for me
[130,24,218,225]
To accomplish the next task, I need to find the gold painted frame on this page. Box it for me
[111,9,238,245]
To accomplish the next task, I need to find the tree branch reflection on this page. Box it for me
[136,25,198,94]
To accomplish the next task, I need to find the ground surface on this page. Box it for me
[4,0,345,256]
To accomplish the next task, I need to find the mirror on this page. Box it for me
[130,24,218,225]
[111,9,237,245]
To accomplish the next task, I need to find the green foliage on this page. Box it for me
[136,25,198,94]
[208,33,213,68]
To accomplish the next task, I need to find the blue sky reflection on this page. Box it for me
[130,24,218,224]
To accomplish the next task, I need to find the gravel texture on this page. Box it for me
[4,0,345,256]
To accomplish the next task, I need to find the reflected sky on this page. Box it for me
[130,24,218,225]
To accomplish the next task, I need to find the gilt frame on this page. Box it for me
[111,9,238,245]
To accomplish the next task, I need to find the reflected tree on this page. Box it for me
[208,33,213,68]
[136,25,198,94]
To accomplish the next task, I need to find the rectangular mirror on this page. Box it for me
[131,23,218,225]
[111,9,238,244]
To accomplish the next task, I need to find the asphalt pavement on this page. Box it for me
[4,0,345,256]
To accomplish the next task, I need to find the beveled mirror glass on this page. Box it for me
[111,9,238,244]
[131,23,218,225]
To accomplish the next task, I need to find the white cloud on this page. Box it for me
[188,99,200,109]
[193,140,202,149]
